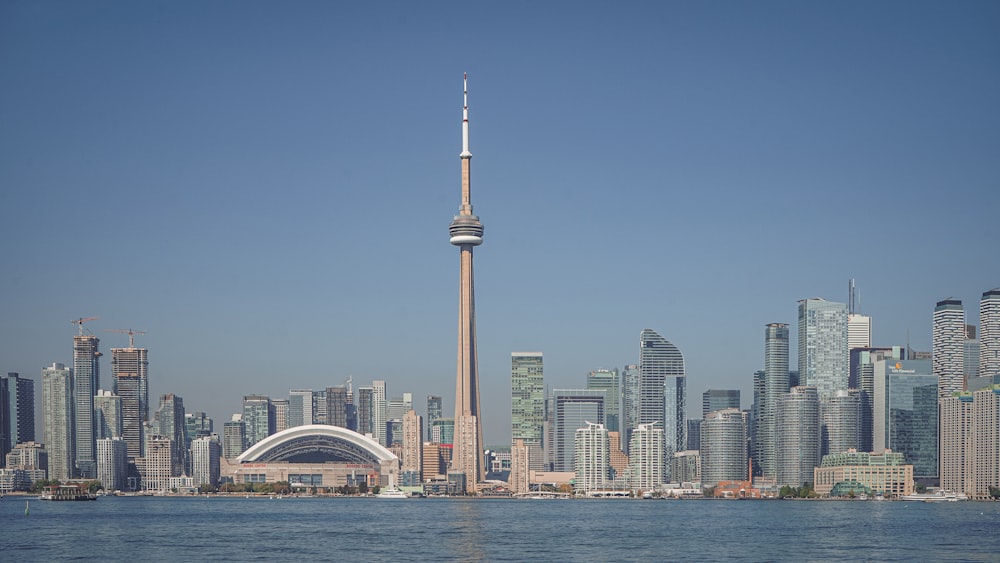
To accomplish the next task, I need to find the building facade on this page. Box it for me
[813,449,913,498]
[627,422,663,491]
[42,363,74,482]
[981,289,1000,378]
[112,345,148,459]
[574,422,609,494]
[798,298,848,400]
[759,323,789,479]
[191,436,221,488]
[873,359,938,481]
[639,328,685,479]
[97,437,128,492]
[700,408,747,487]
[934,299,966,399]
[550,389,605,473]
[73,334,101,478]
[776,386,820,487]
[588,368,620,433]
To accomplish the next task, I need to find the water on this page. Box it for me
[3,496,1000,561]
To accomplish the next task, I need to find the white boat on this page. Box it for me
[900,491,967,502]
[376,486,408,499]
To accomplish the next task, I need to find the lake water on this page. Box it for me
[3,496,999,561]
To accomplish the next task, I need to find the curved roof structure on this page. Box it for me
[237,424,398,465]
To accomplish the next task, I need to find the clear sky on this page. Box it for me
[2,1,998,445]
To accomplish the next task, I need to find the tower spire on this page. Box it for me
[461,73,471,159]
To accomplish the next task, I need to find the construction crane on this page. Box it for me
[71,316,100,336]
[105,328,147,348]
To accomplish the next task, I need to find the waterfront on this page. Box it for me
[3,496,1000,561]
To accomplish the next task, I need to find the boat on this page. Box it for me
[900,490,967,502]
[376,486,408,499]
[39,485,97,501]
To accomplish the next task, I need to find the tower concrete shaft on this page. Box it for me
[449,74,484,492]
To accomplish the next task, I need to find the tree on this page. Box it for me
[988,486,1000,499]
[198,484,214,494]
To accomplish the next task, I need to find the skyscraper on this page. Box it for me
[288,389,314,427]
[588,368,620,433]
[191,436,221,488]
[621,364,640,450]
[42,363,74,482]
[94,390,122,440]
[154,393,187,476]
[73,333,101,478]
[372,380,387,446]
[242,395,274,448]
[426,395,443,441]
[873,359,938,481]
[981,289,1000,378]
[819,389,861,456]
[326,386,349,428]
[356,386,374,437]
[550,388,605,473]
[964,325,980,380]
[222,415,246,460]
[702,389,740,419]
[449,74,486,493]
[639,328,685,480]
[776,386,820,487]
[759,323,789,480]
[798,298,849,400]
[401,410,423,482]
[700,408,747,487]
[627,422,664,491]
[112,344,148,459]
[574,422,609,494]
[2,373,35,449]
[511,352,545,470]
[933,299,966,399]
[96,437,128,492]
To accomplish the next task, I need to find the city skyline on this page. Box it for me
[2,2,999,446]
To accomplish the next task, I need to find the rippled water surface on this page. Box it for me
[3,496,1000,561]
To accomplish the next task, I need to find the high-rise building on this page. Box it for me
[242,395,274,448]
[112,345,148,459]
[139,436,177,492]
[326,386,349,428]
[2,373,35,453]
[312,389,328,425]
[94,390,122,440]
[970,386,1000,499]
[191,436,221,488]
[272,398,289,434]
[759,323,789,479]
[687,419,702,452]
[627,422,663,491]
[639,328,685,479]
[964,325,980,380]
[672,450,701,484]
[426,395,443,441]
[509,439,530,494]
[587,369,620,433]
[73,333,101,478]
[934,299,966,399]
[550,389,605,473]
[848,314,872,350]
[288,389,314,428]
[574,422,609,494]
[873,359,938,481]
[222,415,246,460]
[42,363,74,482]
[798,298,848,400]
[97,437,128,491]
[372,380,387,446]
[448,75,486,493]
[621,364,640,450]
[776,386,820,487]
[940,393,974,495]
[700,408,747,487]
[851,346,903,453]
[819,389,861,456]
[184,412,213,442]
[511,352,545,470]
[154,394,186,476]
[401,410,423,483]
[356,387,374,437]
[430,418,455,445]
[387,393,413,421]
[702,389,740,419]
[981,289,1000,378]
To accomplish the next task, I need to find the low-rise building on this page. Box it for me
[813,449,913,498]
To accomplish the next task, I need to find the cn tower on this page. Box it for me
[449,73,485,492]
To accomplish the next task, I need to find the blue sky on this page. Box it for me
[2,1,998,445]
